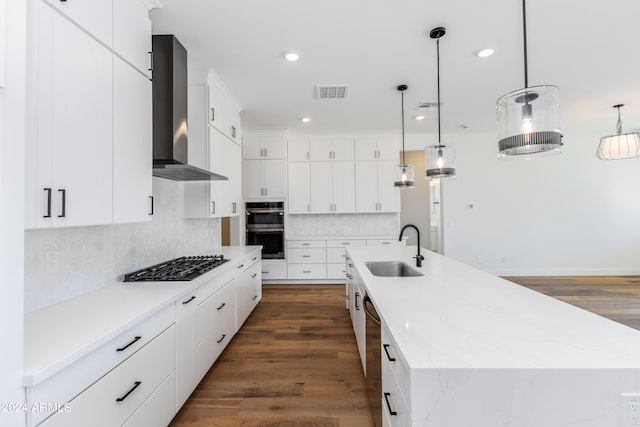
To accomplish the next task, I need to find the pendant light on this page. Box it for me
[394,84,415,189]
[596,104,640,160]
[425,27,456,180]
[496,0,562,158]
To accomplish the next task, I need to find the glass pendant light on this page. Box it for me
[596,104,640,160]
[394,84,415,188]
[496,0,562,158]
[425,27,456,180]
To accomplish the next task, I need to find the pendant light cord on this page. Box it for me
[522,0,529,88]
[401,88,406,165]
[616,105,623,135]
[436,37,442,147]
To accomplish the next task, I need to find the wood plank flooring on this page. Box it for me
[170,284,374,427]
[505,276,640,330]
[170,277,640,426]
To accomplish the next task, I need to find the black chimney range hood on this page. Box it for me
[152,35,228,181]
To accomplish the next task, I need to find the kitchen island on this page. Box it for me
[347,245,640,426]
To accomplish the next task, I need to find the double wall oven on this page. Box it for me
[245,202,285,259]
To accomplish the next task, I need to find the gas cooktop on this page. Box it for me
[123,255,229,282]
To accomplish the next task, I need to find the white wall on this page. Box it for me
[24,178,222,313]
[405,130,640,275]
[0,0,26,423]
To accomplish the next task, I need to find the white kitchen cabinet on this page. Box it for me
[287,239,327,280]
[40,326,176,427]
[112,55,152,224]
[235,255,262,329]
[355,137,399,161]
[326,239,366,280]
[381,322,411,427]
[355,160,400,213]
[207,70,243,141]
[26,2,113,229]
[43,0,112,48]
[310,161,355,213]
[27,304,176,427]
[287,162,310,214]
[184,85,242,218]
[243,158,286,199]
[243,134,286,159]
[261,260,287,281]
[309,137,354,161]
[113,0,152,77]
[350,272,366,374]
[287,137,310,161]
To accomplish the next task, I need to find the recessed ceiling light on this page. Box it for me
[415,115,425,120]
[284,51,300,62]
[476,48,494,58]
[301,117,311,123]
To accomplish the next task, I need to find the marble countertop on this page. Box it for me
[23,246,261,386]
[347,245,640,369]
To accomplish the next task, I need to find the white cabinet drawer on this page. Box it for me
[382,351,410,427]
[261,260,287,280]
[287,239,326,249]
[288,248,326,264]
[367,239,404,246]
[381,322,410,405]
[326,239,366,248]
[41,325,176,427]
[327,263,347,280]
[287,264,326,280]
[196,279,236,379]
[122,371,176,427]
[27,304,175,426]
[327,247,348,264]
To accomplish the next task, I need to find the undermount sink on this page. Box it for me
[365,261,424,277]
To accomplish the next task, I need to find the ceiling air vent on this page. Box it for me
[416,101,443,112]
[317,85,350,99]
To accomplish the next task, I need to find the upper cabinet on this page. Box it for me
[207,70,242,142]
[25,0,154,229]
[184,81,243,218]
[354,137,399,161]
[243,135,286,160]
[113,0,152,78]
[43,0,112,47]
[309,137,354,161]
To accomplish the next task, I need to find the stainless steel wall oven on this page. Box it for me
[245,202,285,259]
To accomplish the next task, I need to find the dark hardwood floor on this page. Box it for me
[170,277,640,426]
[170,284,374,427]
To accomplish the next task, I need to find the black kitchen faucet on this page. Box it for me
[399,224,424,267]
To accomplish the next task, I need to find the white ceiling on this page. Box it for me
[150,0,640,139]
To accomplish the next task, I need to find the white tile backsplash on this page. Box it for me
[24,178,221,313]
[286,213,400,237]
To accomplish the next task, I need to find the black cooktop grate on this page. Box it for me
[123,255,229,282]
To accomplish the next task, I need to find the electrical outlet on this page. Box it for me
[621,393,640,426]
[45,250,59,273]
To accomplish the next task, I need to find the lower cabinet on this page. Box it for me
[175,268,237,409]
[38,322,176,427]
[236,255,262,328]
[381,322,410,427]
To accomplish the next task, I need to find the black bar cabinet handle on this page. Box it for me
[43,188,52,218]
[210,108,215,122]
[116,336,141,352]
[182,296,196,305]
[58,189,66,217]
[355,292,360,310]
[383,344,396,362]
[116,381,141,402]
[217,302,226,310]
[217,334,226,343]
[149,196,154,215]
[251,273,257,278]
[383,393,398,416]
[237,264,244,269]
[252,295,258,300]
